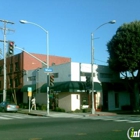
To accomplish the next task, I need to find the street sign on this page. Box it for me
[28,87,32,92]
[44,68,53,73]
[28,87,32,97]
[28,91,32,97]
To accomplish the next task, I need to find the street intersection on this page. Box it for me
[0,112,140,124]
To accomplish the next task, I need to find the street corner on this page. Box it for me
[89,112,117,117]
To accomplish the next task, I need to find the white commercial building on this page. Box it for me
[22,62,130,111]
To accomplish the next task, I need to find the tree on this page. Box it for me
[107,20,140,111]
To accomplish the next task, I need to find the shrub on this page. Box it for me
[54,107,65,112]
[36,104,41,110]
[41,104,47,110]
[82,108,91,113]
[74,109,82,113]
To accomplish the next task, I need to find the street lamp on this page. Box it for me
[91,20,116,114]
[19,20,50,116]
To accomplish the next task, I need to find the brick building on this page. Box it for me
[0,51,71,103]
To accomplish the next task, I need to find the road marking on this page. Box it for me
[0,116,12,120]
[0,114,46,120]
[127,121,140,123]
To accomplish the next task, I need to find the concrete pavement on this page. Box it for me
[18,109,117,118]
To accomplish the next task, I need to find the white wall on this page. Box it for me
[80,63,101,83]
[24,62,117,85]
[59,93,71,111]
[71,94,80,111]
[71,62,80,81]
[58,93,81,111]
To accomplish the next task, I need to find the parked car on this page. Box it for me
[0,101,19,112]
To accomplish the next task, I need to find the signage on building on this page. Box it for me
[44,68,53,73]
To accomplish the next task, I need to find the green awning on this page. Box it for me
[21,84,36,92]
[40,81,102,93]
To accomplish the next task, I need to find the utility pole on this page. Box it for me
[0,19,14,101]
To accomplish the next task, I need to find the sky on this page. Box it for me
[0,0,140,65]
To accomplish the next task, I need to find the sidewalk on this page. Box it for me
[18,109,118,117]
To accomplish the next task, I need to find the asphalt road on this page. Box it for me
[0,114,140,140]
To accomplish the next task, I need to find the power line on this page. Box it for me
[0,19,14,101]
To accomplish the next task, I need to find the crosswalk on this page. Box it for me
[1,112,140,123]
[0,113,47,120]
[86,115,140,123]
[51,113,140,123]
[48,113,140,123]
[42,112,140,123]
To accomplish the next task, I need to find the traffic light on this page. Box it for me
[86,76,91,89]
[8,41,14,55]
[49,74,54,87]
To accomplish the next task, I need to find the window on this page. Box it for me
[0,66,3,74]
[100,73,112,78]
[10,79,13,88]
[15,78,20,87]
[10,64,13,73]
[76,95,79,99]
[28,76,36,81]
[80,72,95,77]
[15,62,19,71]
[53,73,58,78]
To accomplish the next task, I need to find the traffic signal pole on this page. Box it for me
[15,46,48,66]
[0,19,14,101]
[3,22,6,102]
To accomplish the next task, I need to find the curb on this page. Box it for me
[89,113,117,116]
[28,113,48,117]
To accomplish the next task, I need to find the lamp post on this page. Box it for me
[19,20,50,116]
[91,20,116,114]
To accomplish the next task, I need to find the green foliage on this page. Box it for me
[54,107,65,112]
[19,103,28,109]
[107,20,140,111]
[74,109,82,113]
[82,108,91,113]
[41,104,47,110]
[107,20,140,74]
